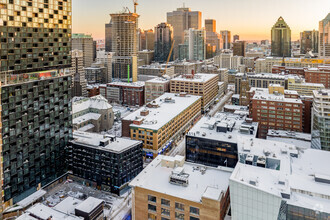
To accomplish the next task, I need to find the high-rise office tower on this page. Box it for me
[220,30,231,49]
[72,33,94,68]
[138,29,154,51]
[311,90,330,151]
[154,23,174,62]
[93,40,97,61]
[319,13,330,58]
[300,30,319,54]
[71,50,87,97]
[271,17,291,57]
[179,28,206,61]
[105,19,113,52]
[233,41,247,56]
[138,29,146,51]
[145,29,155,51]
[233,34,239,42]
[111,12,139,82]
[167,6,202,58]
[205,19,220,54]
[205,19,216,32]
[0,0,72,212]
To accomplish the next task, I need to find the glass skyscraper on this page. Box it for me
[0,0,72,212]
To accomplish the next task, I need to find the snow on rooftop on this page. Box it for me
[123,93,201,131]
[17,190,47,208]
[231,137,330,210]
[72,131,141,153]
[249,73,286,79]
[251,87,303,104]
[290,149,330,197]
[107,81,145,87]
[73,113,101,125]
[146,77,170,84]
[54,197,82,215]
[77,124,95,132]
[224,105,248,111]
[187,113,258,143]
[72,95,112,114]
[267,130,311,149]
[75,197,104,214]
[288,192,330,213]
[18,203,82,220]
[130,155,232,203]
[171,73,218,83]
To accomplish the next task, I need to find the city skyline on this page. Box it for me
[72,0,330,41]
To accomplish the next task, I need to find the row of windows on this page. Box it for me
[148,195,199,215]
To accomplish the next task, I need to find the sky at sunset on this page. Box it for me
[72,0,330,41]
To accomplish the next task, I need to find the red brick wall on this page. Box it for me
[122,119,133,137]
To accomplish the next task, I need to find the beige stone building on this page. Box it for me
[145,77,171,102]
[72,95,114,132]
[287,76,325,96]
[170,73,218,111]
[130,155,232,220]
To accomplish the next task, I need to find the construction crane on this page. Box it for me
[133,0,138,13]
[164,40,175,76]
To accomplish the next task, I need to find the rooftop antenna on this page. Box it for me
[133,0,138,13]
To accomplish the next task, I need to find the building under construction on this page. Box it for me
[111,12,139,82]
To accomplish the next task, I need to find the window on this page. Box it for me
[161,218,169,220]
[190,217,199,220]
[161,208,170,216]
[175,202,184,211]
[148,204,157,212]
[175,212,184,220]
[148,213,157,220]
[148,195,157,203]
[161,198,170,207]
[190,206,200,215]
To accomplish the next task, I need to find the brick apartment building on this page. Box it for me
[272,65,306,77]
[305,66,330,88]
[99,82,145,106]
[248,85,303,138]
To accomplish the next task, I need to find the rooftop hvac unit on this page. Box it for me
[169,173,189,187]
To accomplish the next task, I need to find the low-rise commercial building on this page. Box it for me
[186,113,258,168]
[170,73,218,112]
[138,63,175,77]
[72,95,114,132]
[130,155,232,220]
[287,75,325,96]
[171,61,203,75]
[68,131,143,195]
[145,77,171,102]
[272,65,306,77]
[101,82,145,107]
[255,57,330,73]
[230,137,330,219]
[267,129,311,149]
[122,93,202,158]
[235,73,286,94]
